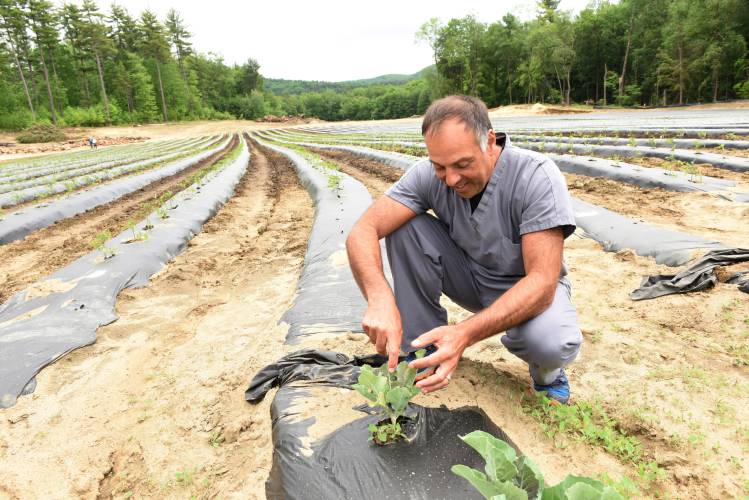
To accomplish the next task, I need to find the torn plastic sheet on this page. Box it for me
[251,137,374,343]
[630,248,749,300]
[0,136,232,245]
[0,136,223,209]
[0,137,249,409]
[245,349,521,500]
[572,198,726,266]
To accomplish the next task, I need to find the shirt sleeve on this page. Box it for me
[384,160,432,214]
[518,160,576,238]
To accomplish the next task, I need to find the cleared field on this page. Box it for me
[1,108,748,499]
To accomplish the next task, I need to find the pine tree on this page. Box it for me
[138,10,170,121]
[165,9,193,114]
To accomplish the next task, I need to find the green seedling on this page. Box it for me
[628,137,637,147]
[452,430,625,499]
[126,219,147,242]
[156,206,169,219]
[327,174,342,192]
[681,162,703,183]
[352,349,425,445]
[90,230,116,259]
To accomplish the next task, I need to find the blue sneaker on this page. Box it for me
[533,369,570,405]
[405,344,438,377]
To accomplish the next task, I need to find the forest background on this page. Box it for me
[1,0,748,131]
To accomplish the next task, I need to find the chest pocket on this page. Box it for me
[464,224,526,278]
[494,234,525,277]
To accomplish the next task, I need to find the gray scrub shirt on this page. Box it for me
[385,134,576,295]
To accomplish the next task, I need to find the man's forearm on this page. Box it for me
[460,272,556,346]
[346,223,394,303]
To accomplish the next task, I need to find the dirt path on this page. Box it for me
[0,140,315,499]
[0,136,237,305]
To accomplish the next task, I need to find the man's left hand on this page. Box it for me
[408,325,470,393]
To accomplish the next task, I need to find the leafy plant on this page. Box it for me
[352,349,425,445]
[126,219,147,242]
[90,230,116,259]
[327,173,342,191]
[452,430,625,500]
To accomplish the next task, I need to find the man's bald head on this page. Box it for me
[421,95,493,152]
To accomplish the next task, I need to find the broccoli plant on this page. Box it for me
[452,430,624,500]
[126,219,147,242]
[90,230,116,259]
[352,349,425,445]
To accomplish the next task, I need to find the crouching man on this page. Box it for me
[345,95,582,404]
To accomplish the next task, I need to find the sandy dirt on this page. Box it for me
[1,132,748,499]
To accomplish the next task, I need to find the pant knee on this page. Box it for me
[501,284,582,369]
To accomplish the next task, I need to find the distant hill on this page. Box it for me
[264,66,433,95]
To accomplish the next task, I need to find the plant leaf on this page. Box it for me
[452,465,529,500]
[540,475,604,500]
[352,383,377,402]
[516,456,545,494]
[451,465,503,499]
[460,431,518,482]
[563,483,605,500]
[385,386,412,414]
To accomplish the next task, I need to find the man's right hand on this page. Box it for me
[361,298,402,372]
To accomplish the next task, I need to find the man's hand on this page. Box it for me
[408,325,470,393]
[361,298,403,372]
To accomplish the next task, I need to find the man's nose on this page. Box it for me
[445,169,461,187]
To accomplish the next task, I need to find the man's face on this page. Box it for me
[424,118,498,199]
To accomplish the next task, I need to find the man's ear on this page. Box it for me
[486,129,497,151]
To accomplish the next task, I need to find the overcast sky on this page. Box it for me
[77,0,594,82]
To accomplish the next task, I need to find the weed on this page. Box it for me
[209,431,224,448]
[712,400,736,425]
[522,393,645,465]
[174,469,195,486]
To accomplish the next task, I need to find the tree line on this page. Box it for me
[420,0,749,108]
[0,0,266,130]
[2,0,748,131]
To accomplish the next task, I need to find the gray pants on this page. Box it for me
[386,214,582,385]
